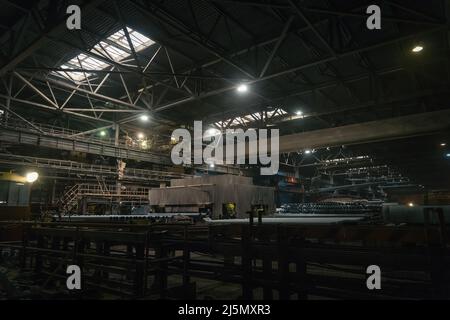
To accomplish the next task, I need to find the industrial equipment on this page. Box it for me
[203,215,365,225]
[382,204,450,225]
[0,171,36,240]
[149,175,275,219]
[0,171,34,220]
[55,212,206,223]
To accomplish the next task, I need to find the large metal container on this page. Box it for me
[382,204,450,224]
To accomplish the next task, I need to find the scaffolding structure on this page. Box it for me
[59,183,150,214]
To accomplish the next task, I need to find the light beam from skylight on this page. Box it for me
[55,27,155,83]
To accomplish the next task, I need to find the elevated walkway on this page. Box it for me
[0,118,249,175]
[0,153,189,182]
[0,119,171,164]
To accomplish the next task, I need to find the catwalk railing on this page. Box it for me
[0,119,244,174]
[59,183,151,214]
[0,118,147,150]
[0,153,189,182]
[1,219,450,299]
[0,118,171,164]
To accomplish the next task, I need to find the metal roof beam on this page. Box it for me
[259,15,294,78]
[0,0,105,76]
[45,35,188,96]
[148,25,446,113]
[19,71,144,111]
[0,93,113,123]
[127,0,256,79]
[288,0,336,56]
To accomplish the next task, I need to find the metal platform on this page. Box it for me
[0,120,244,174]
[0,153,189,182]
[0,122,171,164]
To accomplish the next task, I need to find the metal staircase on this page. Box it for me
[59,184,81,214]
[96,176,110,195]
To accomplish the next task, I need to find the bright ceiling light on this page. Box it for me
[237,84,248,93]
[304,149,312,154]
[295,110,303,116]
[137,133,145,139]
[140,114,149,122]
[408,202,414,207]
[26,172,39,183]
[440,143,446,147]
[99,131,106,137]
[206,128,221,137]
[412,45,423,53]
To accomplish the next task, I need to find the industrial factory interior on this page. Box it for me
[1,0,450,305]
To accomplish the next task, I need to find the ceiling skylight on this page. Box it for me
[56,27,155,83]
[215,108,288,128]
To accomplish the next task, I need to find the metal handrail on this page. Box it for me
[0,118,159,153]
[0,152,188,179]
[76,183,150,197]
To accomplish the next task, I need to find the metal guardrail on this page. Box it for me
[0,153,189,181]
[59,183,150,213]
[1,118,139,149]
[76,183,150,197]
[0,117,247,174]
[0,122,171,164]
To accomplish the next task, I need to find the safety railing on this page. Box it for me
[0,117,158,152]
